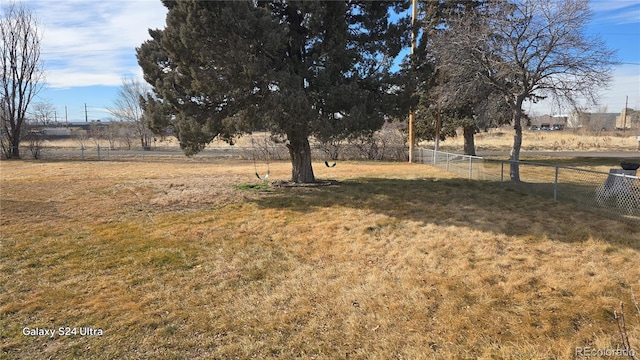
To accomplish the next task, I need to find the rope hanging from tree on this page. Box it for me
[250,134,270,181]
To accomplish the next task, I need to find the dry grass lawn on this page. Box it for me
[428,128,640,152]
[1,158,639,359]
[42,129,640,153]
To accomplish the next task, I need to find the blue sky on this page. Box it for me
[22,0,640,122]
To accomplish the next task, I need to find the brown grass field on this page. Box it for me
[430,128,640,152]
[37,129,640,153]
[1,157,639,359]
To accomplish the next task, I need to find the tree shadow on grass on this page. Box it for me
[251,176,640,250]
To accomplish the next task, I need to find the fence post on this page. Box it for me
[500,161,504,184]
[469,156,473,180]
[553,165,559,201]
[446,153,449,171]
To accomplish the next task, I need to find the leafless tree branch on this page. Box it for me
[435,0,616,181]
[108,77,153,150]
[1,1,44,159]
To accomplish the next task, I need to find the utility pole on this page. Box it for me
[408,0,417,163]
[622,95,628,134]
[435,100,441,152]
[85,103,88,122]
[432,100,442,164]
[65,106,68,128]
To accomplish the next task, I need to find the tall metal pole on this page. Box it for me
[622,95,628,134]
[408,0,417,163]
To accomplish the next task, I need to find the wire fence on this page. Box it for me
[20,143,409,162]
[416,148,640,223]
[13,141,640,222]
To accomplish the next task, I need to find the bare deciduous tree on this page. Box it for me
[0,1,44,159]
[108,77,153,150]
[30,101,55,125]
[440,0,616,181]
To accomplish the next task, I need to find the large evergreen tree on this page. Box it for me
[137,0,408,183]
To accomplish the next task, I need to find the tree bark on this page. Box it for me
[287,136,316,183]
[509,107,524,182]
[11,139,20,158]
[6,125,22,159]
[462,125,476,156]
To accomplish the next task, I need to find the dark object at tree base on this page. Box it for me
[272,180,339,188]
[325,161,337,168]
[620,162,640,171]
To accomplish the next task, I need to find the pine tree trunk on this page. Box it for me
[463,125,476,156]
[287,136,316,183]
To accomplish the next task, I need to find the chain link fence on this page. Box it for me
[28,144,408,162]
[11,126,410,162]
[417,148,640,223]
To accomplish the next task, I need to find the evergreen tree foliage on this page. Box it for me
[137,0,409,182]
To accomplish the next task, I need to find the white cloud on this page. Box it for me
[20,0,639,116]
[590,0,640,25]
[590,0,633,13]
[27,0,167,88]
[597,8,640,26]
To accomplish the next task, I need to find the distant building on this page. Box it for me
[615,108,639,130]
[42,128,72,137]
[25,120,107,138]
[529,114,567,130]
[566,112,618,131]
